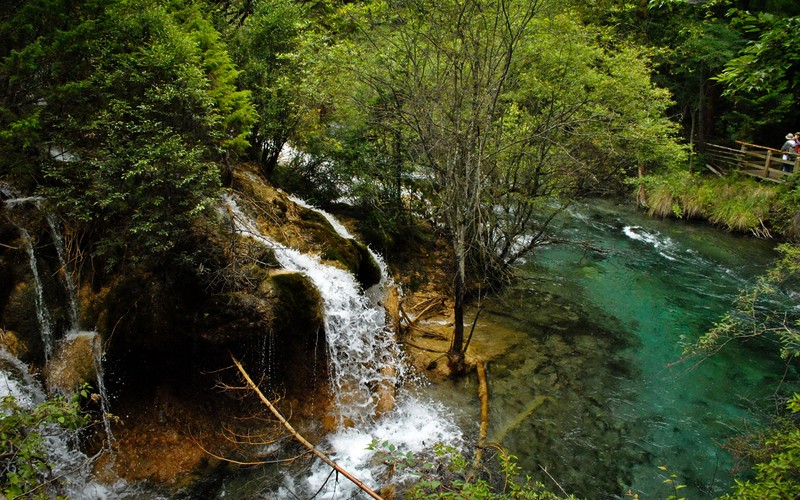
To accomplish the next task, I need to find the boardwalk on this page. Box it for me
[704,141,797,182]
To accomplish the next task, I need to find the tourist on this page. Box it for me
[780,133,796,171]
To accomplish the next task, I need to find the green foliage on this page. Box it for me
[1,0,255,271]
[227,0,308,174]
[403,443,570,499]
[719,394,800,499]
[0,389,89,499]
[657,465,686,500]
[368,439,569,498]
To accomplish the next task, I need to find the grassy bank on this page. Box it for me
[635,170,800,239]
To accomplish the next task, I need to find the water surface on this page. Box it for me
[428,199,797,498]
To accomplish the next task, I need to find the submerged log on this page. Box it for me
[473,361,490,467]
[492,395,553,444]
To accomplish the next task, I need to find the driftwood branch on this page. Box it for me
[230,355,384,500]
[400,298,444,331]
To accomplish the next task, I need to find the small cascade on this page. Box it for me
[226,195,400,426]
[46,214,79,330]
[18,226,55,361]
[0,349,46,407]
[2,194,57,360]
[52,331,116,448]
[287,194,391,284]
[2,193,120,488]
[0,348,128,499]
[288,195,355,240]
[93,340,116,449]
[223,194,462,497]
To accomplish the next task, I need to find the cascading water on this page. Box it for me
[18,226,55,361]
[0,347,127,499]
[222,194,462,497]
[47,214,79,331]
[226,195,399,426]
[1,192,122,496]
[3,194,57,360]
[0,349,46,407]
[287,195,355,240]
[286,194,394,322]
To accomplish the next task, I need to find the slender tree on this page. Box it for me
[345,0,683,373]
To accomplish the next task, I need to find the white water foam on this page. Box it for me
[622,225,679,262]
[222,194,462,496]
[0,349,46,408]
[0,348,133,499]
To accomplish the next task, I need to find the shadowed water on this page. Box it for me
[423,198,798,499]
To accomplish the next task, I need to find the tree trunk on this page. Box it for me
[260,144,281,179]
[448,239,467,375]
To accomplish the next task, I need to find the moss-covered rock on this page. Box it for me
[230,165,382,289]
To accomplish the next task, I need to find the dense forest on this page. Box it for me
[2,0,800,498]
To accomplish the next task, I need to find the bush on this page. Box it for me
[0,390,89,499]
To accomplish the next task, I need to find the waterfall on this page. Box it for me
[2,194,118,465]
[3,195,60,360]
[18,227,55,361]
[226,195,401,426]
[47,214,79,331]
[287,194,390,285]
[223,194,461,497]
[0,349,46,407]
[287,195,355,240]
[0,348,128,499]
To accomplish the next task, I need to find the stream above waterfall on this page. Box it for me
[419,198,799,499]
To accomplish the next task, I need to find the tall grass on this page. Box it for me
[637,171,778,235]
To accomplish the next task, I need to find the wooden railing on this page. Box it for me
[704,141,798,182]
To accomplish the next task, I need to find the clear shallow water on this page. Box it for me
[427,199,798,499]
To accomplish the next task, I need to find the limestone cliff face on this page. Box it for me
[0,165,383,490]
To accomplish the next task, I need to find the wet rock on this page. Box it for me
[0,329,28,359]
[45,332,99,395]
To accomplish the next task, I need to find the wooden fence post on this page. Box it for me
[765,150,772,178]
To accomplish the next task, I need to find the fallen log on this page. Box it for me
[231,355,384,500]
[492,395,553,444]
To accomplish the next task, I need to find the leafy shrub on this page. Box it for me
[1,390,89,499]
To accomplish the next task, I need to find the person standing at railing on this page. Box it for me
[780,132,796,171]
